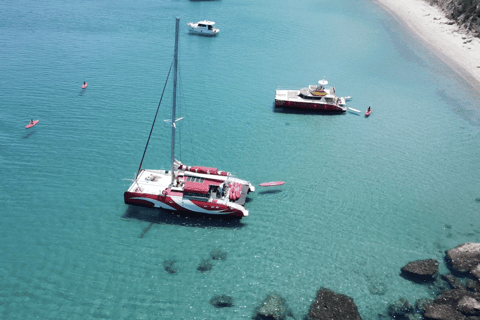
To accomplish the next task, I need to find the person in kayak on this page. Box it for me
[367,106,371,112]
[29,119,34,124]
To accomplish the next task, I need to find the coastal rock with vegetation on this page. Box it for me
[426,0,480,36]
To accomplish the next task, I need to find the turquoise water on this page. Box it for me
[2,0,480,318]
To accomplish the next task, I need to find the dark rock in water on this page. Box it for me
[163,259,178,274]
[428,276,453,296]
[434,288,470,306]
[307,288,362,320]
[401,259,439,282]
[416,298,434,311]
[252,293,294,320]
[423,302,465,320]
[209,294,234,308]
[445,242,480,273]
[210,248,227,260]
[466,278,480,292]
[197,258,213,272]
[422,287,480,319]
[441,274,467,290]
[387,298,413,318]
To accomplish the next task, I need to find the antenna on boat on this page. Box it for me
[170,17,180,186]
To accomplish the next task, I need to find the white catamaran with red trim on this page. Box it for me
[124,18,255,218]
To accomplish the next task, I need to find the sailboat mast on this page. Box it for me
[170,17,180,185]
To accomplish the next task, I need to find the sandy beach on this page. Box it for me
[375,0,480,89]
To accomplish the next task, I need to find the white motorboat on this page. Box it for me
[187,20,219,36]
[275,79,347,113]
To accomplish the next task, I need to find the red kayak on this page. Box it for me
[82,82,88,89]
[25,120,39,129]
[365,109,372,117]
[259,181,285,187]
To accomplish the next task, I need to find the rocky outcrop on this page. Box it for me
[306,288,362,320]
[422,285,480,319]
[426,0,480,36]
[252,293,294,320]
[445,242,480,273]
[423,303,466,320]
[401,259,439,282]
[457,296,480,316]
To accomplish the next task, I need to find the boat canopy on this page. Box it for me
[184,181,210,194]
[184,179,222,194]
[179,164,228,176]
[197,20,215,25]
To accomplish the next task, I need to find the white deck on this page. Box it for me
[127,169,171,194]
[127,169,255,195]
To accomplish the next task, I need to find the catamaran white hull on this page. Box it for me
[124,168,254,218]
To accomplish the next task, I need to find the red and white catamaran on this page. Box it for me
[124,18,255,218]
[274,79,348,112]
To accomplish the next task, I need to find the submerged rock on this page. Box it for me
[367,278,388,296]
[252,293,294,320]
[197,258,213,272]
[401,259,439,282]
[387,298,414,318]
[210,248,227,260]
[163,259,178,274]
[209,294,234,308]
[307,288,362,320]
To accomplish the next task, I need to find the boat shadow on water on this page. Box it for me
[122,206,246,232]
[258,189,283,195]
[22,131,36,139]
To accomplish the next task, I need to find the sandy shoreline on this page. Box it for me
[375,0,480,89]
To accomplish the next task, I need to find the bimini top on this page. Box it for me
[197,20,216,26]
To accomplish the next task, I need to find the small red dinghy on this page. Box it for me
[365,107,372,117]
[25,120,39,129]
[82,81,88,89]
[259,181,285,187]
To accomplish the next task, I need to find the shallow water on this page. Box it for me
[1,0,480,318]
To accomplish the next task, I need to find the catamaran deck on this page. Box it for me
[128,169,171,194]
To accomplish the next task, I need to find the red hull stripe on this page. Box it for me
[275,100,343,111]
[124,192,244,217]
